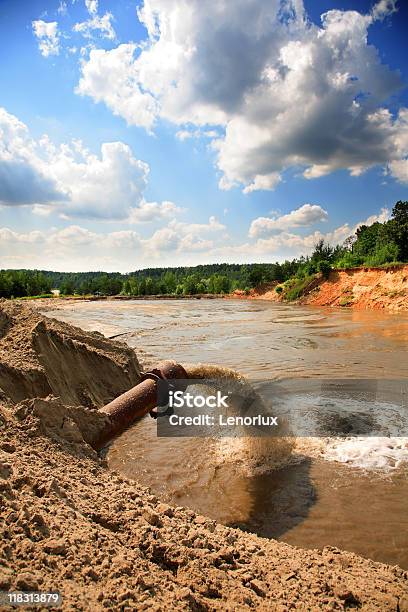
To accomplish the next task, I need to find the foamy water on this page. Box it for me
[319,437,408,470]
[255,381,408,470]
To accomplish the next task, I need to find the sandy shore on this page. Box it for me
[0,300,407,610]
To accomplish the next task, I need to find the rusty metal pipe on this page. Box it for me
[93,360,188,450]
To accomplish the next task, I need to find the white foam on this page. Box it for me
[299,436,408,471]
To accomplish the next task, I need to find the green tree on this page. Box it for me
[60,279,75,295]
[354,223,382,257]
[248,266,263,288]
[163,271,177,294]
[183,274,198,294]
[122,280,131,295]
[390,200,408,261]
[311,239,334,263]
[317,260,331,278]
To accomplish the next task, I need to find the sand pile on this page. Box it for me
[0,302,407,610]
[0,300,141,406]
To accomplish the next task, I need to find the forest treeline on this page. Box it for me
[0,200,407,299]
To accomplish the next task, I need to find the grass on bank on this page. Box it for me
[15,293,97,301]
[17,294,56,300]
[280,275,317,301]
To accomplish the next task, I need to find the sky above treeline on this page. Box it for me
[0,0,407,272]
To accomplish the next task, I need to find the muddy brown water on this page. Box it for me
[47,299,408,568]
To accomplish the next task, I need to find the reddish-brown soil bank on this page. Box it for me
[232,265,408,312]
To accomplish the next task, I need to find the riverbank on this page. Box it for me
[18,264,408,314]
[0,300,407,609]
[232,264,408,312]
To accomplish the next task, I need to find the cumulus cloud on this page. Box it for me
[0,208,390,270]
[210,207,391,262]
[0,225,142,272]
[76,0,408,191]
[253,207,390,256]
[51,140,149,219]
[249,204,328,237]
[143,216,226,255]
[389,159,408,182]
[0,107,179,221]
[242,173,281,194]
[128,200,184,223]
[387,108,408,184]
[32,20,60,57]
[76,44,158,129]
[370,0,398,21]
[0,108,66,205]
[0,216,226,271]
[359,206,390,227]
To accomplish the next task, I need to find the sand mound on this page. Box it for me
[0,301,407,610]
[0,300,141,406]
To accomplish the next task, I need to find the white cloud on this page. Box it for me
[208,207,391,262]
[249,204,328,237]
[85,0,98,15]
[0,208,391,271]
[387,108,408,183]
[389,159,408,183]
[32,20,60,57]
[242,174,281,194]
[47,140,149,219]
[0,107,178,222]
[76,0,408,191]
[32,204,53,217]
[73,13,115,40]
[176,129,220,141]
[0,108,66,205]
[359,206,390,227]
[128,200,184,223]
[0,225,142,272]
[248,207,390,257]
[143,216,226,255]
[370,0,398,21]
[57,2,68,16]
[73,0,115,41]
[0,217,226,271]
[76,45,157,129]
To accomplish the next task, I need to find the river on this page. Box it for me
[46,298,408,568]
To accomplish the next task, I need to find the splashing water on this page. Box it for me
[183,362,294,475]
[295,436,408,471]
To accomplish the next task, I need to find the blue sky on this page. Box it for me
[0,0,407,271]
